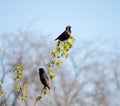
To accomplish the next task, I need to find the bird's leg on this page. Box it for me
[41,86,47,97]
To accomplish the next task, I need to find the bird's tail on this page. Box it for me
[55,38,57,41]
[48,86,51,91]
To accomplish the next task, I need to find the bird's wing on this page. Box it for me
[43,73,51,88]
[43,73,50,82]
[55,31,66,40]
[59,31,66,37]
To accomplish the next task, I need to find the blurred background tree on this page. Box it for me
[0,31,120,106]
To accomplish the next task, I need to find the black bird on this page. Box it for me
[39,68,51,91]
[55,26,71,41]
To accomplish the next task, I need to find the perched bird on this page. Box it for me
[55,26,71,41]
[39,68,51,91]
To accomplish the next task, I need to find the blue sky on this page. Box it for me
[0,0,120,43]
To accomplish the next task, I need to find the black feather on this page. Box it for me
[39,68,51,90]
[55,26,71,41]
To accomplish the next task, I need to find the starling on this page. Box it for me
[39,68,51,91]
[55,26,71,41]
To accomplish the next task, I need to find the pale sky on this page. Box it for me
[0,0,120,43]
